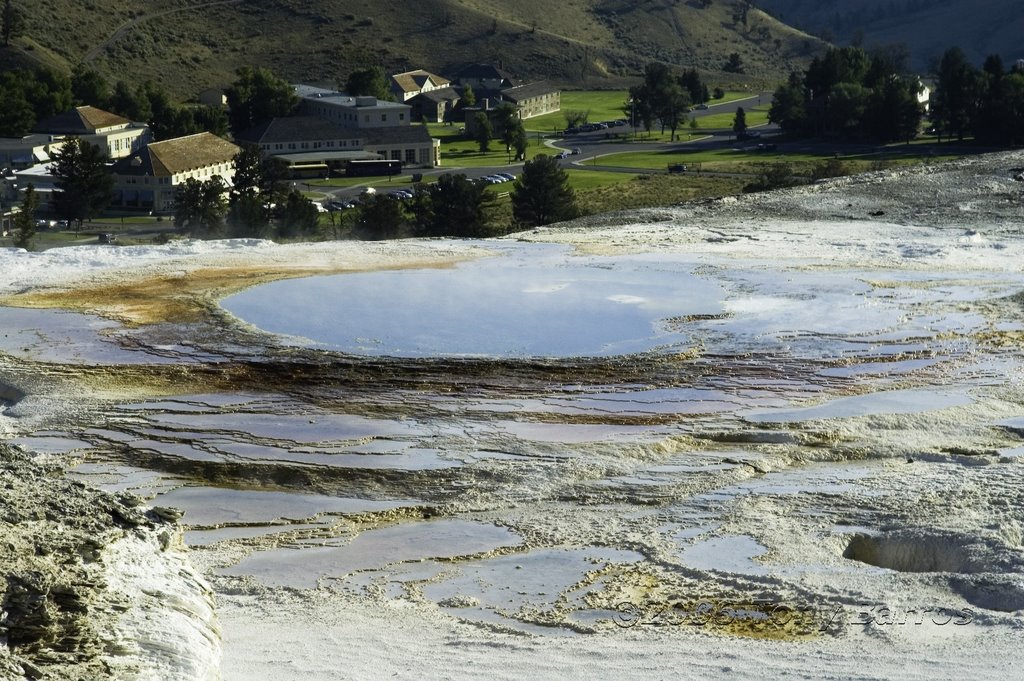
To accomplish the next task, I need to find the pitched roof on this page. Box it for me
[501,81,558,102]
[453,63,513,82]
[409,87,461,104]
[391,69,451,94]
[113,132,239,177]
[36,106,131,134]
[235,116,361,146]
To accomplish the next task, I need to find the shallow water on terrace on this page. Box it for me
[0,307,156,363]
[220,520,523,589]
[8,236,1024,649]
[221,246,724,357]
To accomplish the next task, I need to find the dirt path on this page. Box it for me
[82,0,244,64]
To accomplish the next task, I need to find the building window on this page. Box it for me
[390,150,401,161]
[405,148,416,163]
[399,113,405,121]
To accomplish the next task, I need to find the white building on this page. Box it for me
[34,106,150,160]
[295,86,412,129]
[0,134,67,170]
[390,70,452,102]
[110,132,239,213]
[236,115,439,175]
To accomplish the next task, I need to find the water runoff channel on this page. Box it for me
[5,240,1024,642]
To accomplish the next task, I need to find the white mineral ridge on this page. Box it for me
[101,530,220,681]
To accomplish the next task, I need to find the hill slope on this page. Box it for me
[758,0,1024,72]
[6,0,826,99]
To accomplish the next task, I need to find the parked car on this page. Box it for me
[667,163,687,174]
[695,103,709,110]
[571,148,581,155]
[97,233,116,244]
[557,151,570,159]
[495,173,516,181]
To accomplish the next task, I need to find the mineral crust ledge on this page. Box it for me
[0,444,220,681]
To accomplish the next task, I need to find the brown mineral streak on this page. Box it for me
[0,258,469,326]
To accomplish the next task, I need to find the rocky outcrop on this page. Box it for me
[0,445,219,680]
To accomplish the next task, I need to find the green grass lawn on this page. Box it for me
[524,90,765,134]
[565,169,639,191]
[525,90,631,132]
[424,123,550,168]
[596,145,969,176]
[576,173,747,215]
[693,104,770,130]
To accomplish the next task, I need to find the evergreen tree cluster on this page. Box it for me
[353,172,499,240]
[0,67,73,137]
[50,137,114,228]
[173,144,318,241]
[768,45,924,143]
[225,66,299,134]
[0,64,228,140]
[931,49,1024,146]
[350,155,579,240]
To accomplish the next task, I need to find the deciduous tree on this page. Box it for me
[225,66,299,134]
[344,67,390,100]
[564,110,589,129]
[174,176,227,238]
[472,112,492,152]
[70,65,110,108]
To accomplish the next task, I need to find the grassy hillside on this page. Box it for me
[3,0,826,100]
[758,0,1024,72]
